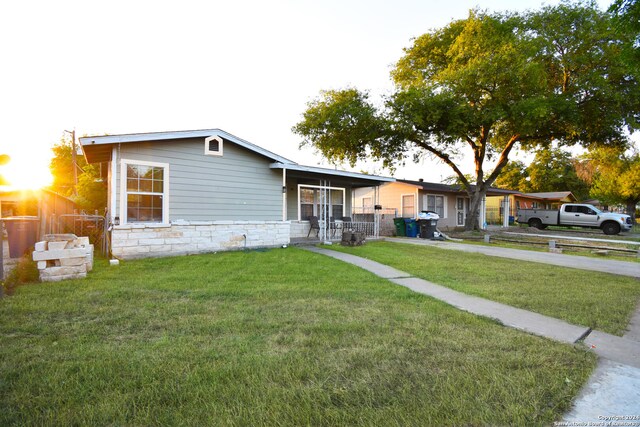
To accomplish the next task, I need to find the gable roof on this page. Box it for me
[397,179,519,196]
[79,128,295,164]
[79,127,394,185]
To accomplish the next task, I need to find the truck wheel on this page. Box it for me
[528,218,543,229]
[601,222,621,235]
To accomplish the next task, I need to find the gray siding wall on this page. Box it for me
[115,138,283,222]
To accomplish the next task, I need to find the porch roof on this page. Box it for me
[270,163,394,187]
[397,179,519,196]
[522,191,577,202]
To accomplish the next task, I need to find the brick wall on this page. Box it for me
[111,221,290,259]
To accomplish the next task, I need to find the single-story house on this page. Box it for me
[79,129,393,259]
[353,179,517,230]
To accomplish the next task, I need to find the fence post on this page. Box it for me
[0,219,4,291]
[483,234,490,243]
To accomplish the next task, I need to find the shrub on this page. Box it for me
[2,252,39,295]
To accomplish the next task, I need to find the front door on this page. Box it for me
[456,197,467,226]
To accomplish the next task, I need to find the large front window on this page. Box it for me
[122,160,168,224]
[298,185,345,220]
[402,194,415,218]
[426,194,445,217]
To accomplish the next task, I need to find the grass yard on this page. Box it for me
[328,241,640,336]
[0,248,595,426]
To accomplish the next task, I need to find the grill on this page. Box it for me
[627,218,633,224]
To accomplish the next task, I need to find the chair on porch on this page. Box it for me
[307,216,320,238]
[329,216,339,238]
[341,217,353,232]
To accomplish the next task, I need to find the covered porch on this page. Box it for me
[270,163,394,242]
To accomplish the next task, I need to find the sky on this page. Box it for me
[0,0,613,189]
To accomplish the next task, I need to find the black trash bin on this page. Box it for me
[3,216,40,258]
[417,212,440,239]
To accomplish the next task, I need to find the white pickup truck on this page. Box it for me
[516,203,633,235]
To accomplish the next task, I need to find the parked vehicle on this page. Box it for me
[516,203,633,235]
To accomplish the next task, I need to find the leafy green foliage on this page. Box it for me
[1,253,39,296]
[493,160,529,190]
[49,136,107,213]
[588,145,640,219]
[75,164,107,214]
[610,0,640,66]
[525,148,590,199]
[294,3,639,230]
[293,89,401,169]
[49,137,80,197]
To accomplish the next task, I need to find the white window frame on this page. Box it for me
[401,193,416,218]
[120,159,170,225]
[204,135,223,157]
[297,184,346,221]
[423,194,447,218]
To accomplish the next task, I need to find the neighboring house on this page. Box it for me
[0,188,78,240]
[79,129,393,259]
[523,191,577,208]
[354,179,517,229]
[486,191,578,224]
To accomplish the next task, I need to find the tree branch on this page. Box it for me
[412,138,471,189]
[485,134,520,186]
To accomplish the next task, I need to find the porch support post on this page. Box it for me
[480,196,487,230]
[282,168,287,221]
[502,195,510,228]
[374,185,380,239]
[111,146,118,223]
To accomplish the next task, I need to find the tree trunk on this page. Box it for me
[464,188,487,231]
[626,199,638,224]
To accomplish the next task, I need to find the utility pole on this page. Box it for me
[65,129,77,195]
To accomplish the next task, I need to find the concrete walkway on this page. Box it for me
[303,244,640,420]
[565,306,640,422]
[385,237,640,278]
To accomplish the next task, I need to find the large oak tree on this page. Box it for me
[294,2,639,230]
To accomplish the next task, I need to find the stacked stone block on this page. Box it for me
[111,221,290,260]
[32,234,94,282]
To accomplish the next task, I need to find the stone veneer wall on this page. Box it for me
[290,221,313,238]
[112,221,290,260]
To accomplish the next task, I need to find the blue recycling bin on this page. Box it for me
[404,218,418,238]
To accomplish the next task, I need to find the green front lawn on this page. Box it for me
[328,241,640,336]
[1,248,594,426]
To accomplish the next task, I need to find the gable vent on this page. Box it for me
[204,135,223,156]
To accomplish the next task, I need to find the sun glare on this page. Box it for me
[0,154,53,191]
